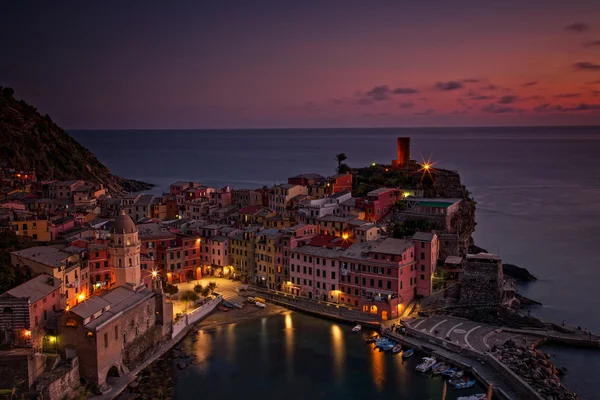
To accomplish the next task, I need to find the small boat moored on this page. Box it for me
[402,348,414,358]
[455,380,476,390]
[442,367,457,377]
[365,335,379,343]
[415,357,437,372]
[246,297,256,304]
[352,324,362,332]
[254,301,266,308]
[391,344,402,354]
[223,301,235,308]
[217,305,229,312]
[432,363,450,375]
[457,395,486,400]
[231,301,243,309]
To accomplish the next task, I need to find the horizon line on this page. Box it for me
[67,124,600,131]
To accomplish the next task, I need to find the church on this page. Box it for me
[57,210,173,391]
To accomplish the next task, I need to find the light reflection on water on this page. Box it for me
[285,312,294,381]
[176,312,484,399]
[330,324,344,384]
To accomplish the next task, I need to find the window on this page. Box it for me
[387,281,392,289]
[331,284,335,290]
[104,333,108,348]
[378,280,382,288]
[65,319,77,327]
[421,274,425,280]
[421,253,425,260]
[421,265,425,272]
[331,271,336,279]
[400,281,403,289]
[421,242,425,248]
[115,326,119,340]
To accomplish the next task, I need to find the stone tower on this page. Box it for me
[110,210,142,288]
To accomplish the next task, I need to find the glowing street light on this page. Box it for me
[78,293,85,302]
[151,270,158,278]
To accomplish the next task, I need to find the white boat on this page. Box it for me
[352,324,361,332]
[254,301,266,308]
[415,357,437,372]
[457,395,486,400]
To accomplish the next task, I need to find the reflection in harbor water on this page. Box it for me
[177,312,484,400]
[370,338,385,391]
[284,312,294,381]
[330,324,345,384]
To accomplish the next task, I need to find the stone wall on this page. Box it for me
[40,357,80,400]
[122,325,163,369]
[0,351,30,392]
[458,259,503,305]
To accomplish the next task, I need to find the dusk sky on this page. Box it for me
[2,0,600,129]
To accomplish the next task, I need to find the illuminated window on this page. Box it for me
[65,319,77,327]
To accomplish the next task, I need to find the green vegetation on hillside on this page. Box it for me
[0,86,151,194]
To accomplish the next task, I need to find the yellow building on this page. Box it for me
[9,217,52,242]
[10,246,87,308]
[230,227,261,282]
[254,229,280,289]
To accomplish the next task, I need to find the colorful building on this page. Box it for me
[0,273,62,349]
[357,187,402,222]
[269,184,308,215]
[339,238,417,320]
[9,216,52,241]
[412,232,440,297]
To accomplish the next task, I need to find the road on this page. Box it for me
[404,315,530,352]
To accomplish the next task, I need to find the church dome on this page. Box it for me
[112,210,136,234]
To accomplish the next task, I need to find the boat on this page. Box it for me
[352,324,362,332]
[455,380,476,390]
[246,297,256,304]
[223,301,235,308]
[415,357,437,372]
[231,301,243,309]
[365,335,379,343]
[442,367,457,377]
[254,301,266,308]
[402,349,414,358]
[217,305,229,312]
[391,344,402,354]
[381,343,395,351]
[449,377,470,386]
[374,338,392,348]
[451,370,464,378]
[432,363,450,375]
[457,395,486,400]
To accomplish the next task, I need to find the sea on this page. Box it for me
[70,127,600,399]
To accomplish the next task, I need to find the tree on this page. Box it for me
[163,282,179,297]
[193,284,203,295]
[334,153,347,169]
[180,290,199,311]
[337,163,351,174]
[200,286,211,297]
[207,281,217,295]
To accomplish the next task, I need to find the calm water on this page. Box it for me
[173,312,484,400]
[71,127,600,398]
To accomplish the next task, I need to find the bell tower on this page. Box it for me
[110,210,142,288]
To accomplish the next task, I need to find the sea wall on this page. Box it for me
[172,296,222,339]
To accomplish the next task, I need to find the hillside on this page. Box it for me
[0,87,151,194]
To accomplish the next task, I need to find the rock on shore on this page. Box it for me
[493,340,579,400]
[503,263,538,282]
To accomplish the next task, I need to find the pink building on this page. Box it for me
[49,216,76,240]
[0,273,62,349]
[356,187,401,222]
[289,245,344,302]
[412,232,440,297]
[339,238,417,320]
[210,187,232,209]
[200,235,230,274]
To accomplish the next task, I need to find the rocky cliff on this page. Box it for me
[0,87,151,194]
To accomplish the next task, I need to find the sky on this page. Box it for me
[2,0,600,129]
